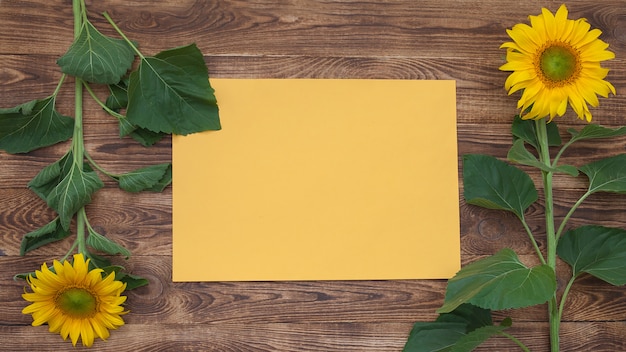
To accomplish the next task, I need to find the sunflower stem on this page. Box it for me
[72,0,88,257]
[535,118,560,352]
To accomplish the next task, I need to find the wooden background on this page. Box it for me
[1,0,626,350]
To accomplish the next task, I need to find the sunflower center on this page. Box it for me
[56,287,98,318]
[537,44,580,86]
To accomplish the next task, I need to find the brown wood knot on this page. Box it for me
[134,11,159,30]
[127,273,163,301]
[0,67,30,85]
[477,218,506,240]
[613,16,626,45]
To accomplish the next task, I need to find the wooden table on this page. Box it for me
[1,0,626,350]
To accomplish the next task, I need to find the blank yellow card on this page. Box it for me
[172,79,459,282]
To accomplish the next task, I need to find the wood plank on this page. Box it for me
[2,1,625,59]
[1,322,625,351]
[2,0,626,350]
[2,54,626,126]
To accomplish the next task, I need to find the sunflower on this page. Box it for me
[500,4,615,122]
[22,253,128,347]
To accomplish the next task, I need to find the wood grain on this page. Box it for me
[1,0,626,351]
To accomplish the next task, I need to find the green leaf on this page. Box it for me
[57,20,135,84]
[86,227,131,258]
[115,163,171,192]
[557,225,626,285]
[579,154,626,194]
[128,128,166,146]
[85,251,112,270]
[118,272,149,290]
[438,248,556,313]
[507,139,578,176]
[126,43,221,135]
[567,124,626,143]
[463,154,538,218]
[20,218,71,255]
[0,97,74,154]
[511,115,561,149]
[404,304,501,352]
[450,325,509,352]
[104,79,166,144]
[101,265,149,290]
[28,153,72,201]
[146,163,172,192]
[403,322,466,352]
[46,160,104,230]
[435,303,492,332]
[106,78,129,112]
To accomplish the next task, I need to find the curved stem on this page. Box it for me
[82,81,126,120]
[558,276,577,323]
[84,150,118,178]
[52,74,67,98]
[552,138,575,168]
[555,190,592,241]
[103,11,145,60]
[501,331,532,352]
[61,240,79,262]
[521,216,546,265]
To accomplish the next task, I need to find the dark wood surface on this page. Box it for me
[1,0,626,350]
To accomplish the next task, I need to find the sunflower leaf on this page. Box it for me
[146,163,172,192]
[86,227,131,258]
[579,154,626,194]
[567,124,626,143]
[126,43,221,135]
[28,153,72,202]
[115,163,171,192]
[104,79,166,144]
[403,322,466,352]
[437,248,556,313]
[84,251,112,270]
[507,139,578,176]
[557,225,626,285]
[20,218,71,255]
[463,154,537,218]
[128,128,166,146]
[118,273,149,290]
[511,115,561,149]
[46,160,104,230]
[99,265,148,290]
[404,304,501,352]
[57,20,135,84]
[105,78,129,112]
[0,97,74,154]
[449,325,510,352]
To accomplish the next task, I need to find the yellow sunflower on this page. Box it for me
[22,253,128,347]
[500,4,615,122]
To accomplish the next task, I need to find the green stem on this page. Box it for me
[501,331,532,352]
[73,0,88,257]
[558,276,577,323]
[82,81,126,120]
[555,191,591,241]
[52,74,67,98]
[535,119,560,352]
[551,138,575,168]
[103,11,145,60]
[61,240,79,262]
[521,218,546,265]
[84,150,118,178]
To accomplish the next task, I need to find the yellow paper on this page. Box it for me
[172,79,459,281]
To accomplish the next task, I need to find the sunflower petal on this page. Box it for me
[21,255,129,348]
[500,4,614,121]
